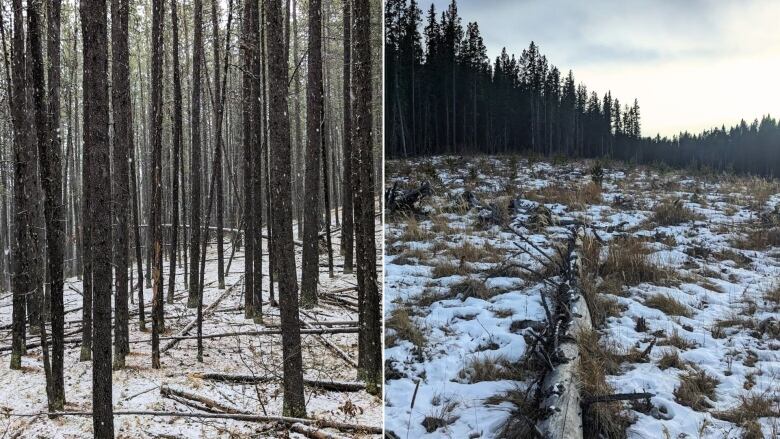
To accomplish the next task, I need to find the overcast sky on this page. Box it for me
[427,0,780,138]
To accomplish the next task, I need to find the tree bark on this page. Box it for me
[149,0,166,370]
[241,0,255,319]
[266,0,306,418]
[353,0,380,395]
[341,0,353,274]
[8,0,32,371]
[301,0,323,308]
[168,0,183,306]
[80,0,114,434]
[110,0,132,370]
[212,0,226,290]
[188,0,203,309]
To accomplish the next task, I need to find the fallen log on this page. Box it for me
[161,385,244,414]
[4,410,382,433]
[153,327,358,342]
[301,310,358,368]
[161,275,245,353]
[193,373,366,392]
[290,423,351,439]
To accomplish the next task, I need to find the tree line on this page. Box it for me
[386,0,780,177]
[0,0,381,435]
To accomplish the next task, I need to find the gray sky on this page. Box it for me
[428,0,780,138]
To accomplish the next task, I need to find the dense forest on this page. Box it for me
[385,0,780,176]
[0,0,382,436]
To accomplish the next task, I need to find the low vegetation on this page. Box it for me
[385,307,427,354]
[650,199,703,226]
[457,354,522,383]
[644,294,693,317]
[674,368,720,411]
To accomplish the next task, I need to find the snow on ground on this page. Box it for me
[384,156,779,438]
[0,216,382,438]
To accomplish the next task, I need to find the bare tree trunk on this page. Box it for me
[251,0,263,320]
[42,0,65,407]
[212,0,225,290]
[149,0,166,370]
[301,0,322,308]
[111,0,132,370]
[242,0,256,319]
[266,0,306,418]
[188,0,203,309]
[353,0,380,395]
[168,0,183,305]
[341,0,353,274]
[81,0,115,434]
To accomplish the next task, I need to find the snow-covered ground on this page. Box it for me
[384,156,779,438]
[0,216,382,438]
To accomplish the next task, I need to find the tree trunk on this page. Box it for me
[251,0,263,320]
[301,0,322,308]
[341,0,353,274]
[110,0,132,370]
[242,0,256,319]
[168,0,183,305]
[265,0,306,418]
[149,0,165,370]
[8,0,32,372]
[188,0,203,309]
[80,0,114,434]
[212,0,225,290]
[353,0,380,395]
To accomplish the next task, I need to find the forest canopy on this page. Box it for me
[385,0,780,177]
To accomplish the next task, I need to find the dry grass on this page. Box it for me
[448,279,493,301]
[644,294,693,317]
[714,394,780,427]
[650,199,703,226]
[399,215,434,242]
[526,181,603,210]
[658,349,686,370]
[658,330,697,350]
[487,385,541,438]
[600,236,676,287]
[385,307,427,354]
[457,354,522,383]
[421,397,459,433]
[431,260,470,278]
[731,228,780,250]
[445,241,501,263]
[577,330,631,438]
[674,367,719,411]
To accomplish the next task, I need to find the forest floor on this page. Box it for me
[0,214,382,438]
[384,155,780,439]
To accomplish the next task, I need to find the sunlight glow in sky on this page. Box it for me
[428,0,780,137]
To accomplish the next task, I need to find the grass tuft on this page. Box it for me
[650,199,703,226]
[457,354,521,383]
[674,367,719,411]
[644,294,693,317]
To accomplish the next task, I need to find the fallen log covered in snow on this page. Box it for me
[192,372,366,392]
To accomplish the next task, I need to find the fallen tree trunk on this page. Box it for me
[6,410,382,433]
[161,385,245,414]
[300,310,358,368]
[153,327,358,342]
[161,275,245,353]
[193,373,366,392]
[290,423,351,439]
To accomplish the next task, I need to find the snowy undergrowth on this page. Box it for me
[0,219,382,438]
[384,155,779,439]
